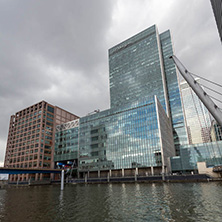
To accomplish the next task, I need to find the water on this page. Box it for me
[0,182,222,222]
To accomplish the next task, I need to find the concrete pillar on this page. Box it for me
[151,167,154,176]
[35,173,38,181]
[109,170,112,177]
[122,169,124,177]
[87,171,89,178]
[26,174,29,181]
[22,174,25,181]
[136,167,138,175]
[85,173,87,183]
[162,166,165,181]
[98,170,100,178]
[61,170,64,190]
[40,173,43,180]
[135,170,137,182]
[107,172,110,182]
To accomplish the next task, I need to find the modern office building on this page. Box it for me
[210,0,222,42]
[78,96,175,177]
[211,121,222,142]
[76,25,222,175]
[171,80,222,173]
[54,119,79,167]
[180,80,212,144]
[73,25,187,177]
[52,25,182,177]
[4,101,79,181]
[171,140,222,172]
[5,24,222,181]
[180,80,222,144]
[109,25,187,156]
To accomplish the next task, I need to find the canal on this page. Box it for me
[0,182,222,221]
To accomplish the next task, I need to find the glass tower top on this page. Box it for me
[109,25,167,112]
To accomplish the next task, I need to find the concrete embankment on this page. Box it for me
[3,174,222,187]
[7,179,51,186]
[68,174,222,184]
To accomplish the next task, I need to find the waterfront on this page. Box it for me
[0,182,222,222]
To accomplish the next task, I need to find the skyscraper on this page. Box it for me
[109,25,187,155]
[5,24,222,180]
[180,80,212,144]
[76,25,186,176]
[171,80,222,173]
[53,25,222,176]
[210,0,222,42]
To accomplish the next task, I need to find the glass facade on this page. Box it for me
[109,25,167,111]
[54,120,79,164]
[53,25,222,175]
[169,80,222,172]
[109,25,187,155]
[78,96,174,172]
[160,31,188,155]
[181,80,212,144]
[171,141,222,171]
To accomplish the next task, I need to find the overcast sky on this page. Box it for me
[0,0,221,165]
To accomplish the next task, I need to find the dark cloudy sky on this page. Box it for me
[0,0,221,165]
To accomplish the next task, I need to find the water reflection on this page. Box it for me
[0,183,222,221]
[58,190,64,215]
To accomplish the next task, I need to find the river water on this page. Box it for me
[0,182,222,222]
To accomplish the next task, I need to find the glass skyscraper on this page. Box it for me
[109,25,187,155]
[54,25,222,176]
[109,25,167,110]
[53,25,188,176]
[169,80,222,173]
[180,80,212,144]
[75,25,185,175]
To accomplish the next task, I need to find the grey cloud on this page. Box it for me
[0,0,221,164]
[0,0,115,161]
[0,0,112,73]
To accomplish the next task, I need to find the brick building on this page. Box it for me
[4,101,78,181]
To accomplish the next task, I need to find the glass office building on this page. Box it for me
[78,96,174,174]
[54,119,79,167]
[109,25,167,110]
[181,80,212,144]
[171,141,222,172]
[210,0,222,42]
[169,80,222,172]
[159,31,187,155]
[53,25,222,175]
[51,25,186,176]
[109,25,187,155]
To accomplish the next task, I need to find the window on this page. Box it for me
[47,106,54,113]
[92,136,98,141]
[91,144,98,149]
